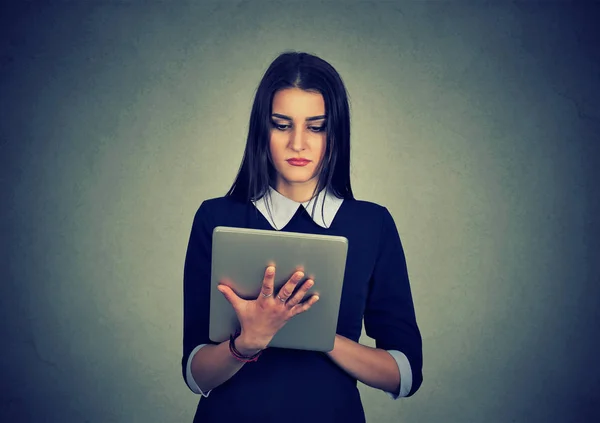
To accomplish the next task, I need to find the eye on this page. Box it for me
[308,125,326,133]
[271,121,290,131]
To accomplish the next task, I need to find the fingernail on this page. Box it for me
[266,266,275,275]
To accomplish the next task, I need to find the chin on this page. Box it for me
[281,174,318,185]
[282,178,311,184]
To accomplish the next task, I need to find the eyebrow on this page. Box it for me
[271,113,327,122]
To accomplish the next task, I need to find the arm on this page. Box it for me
[189,336,261,393]
[182,202,259,393]
[330,206,423,398]
[326,334,401,394]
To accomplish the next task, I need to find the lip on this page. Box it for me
[286,158,311,166]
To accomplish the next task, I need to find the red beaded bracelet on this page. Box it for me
[229,332,262,363]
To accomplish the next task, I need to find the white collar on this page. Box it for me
[252,186,344,230]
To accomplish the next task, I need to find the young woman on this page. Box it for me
[182,52,422,422]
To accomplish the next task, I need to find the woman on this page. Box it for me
[182,51,422,422]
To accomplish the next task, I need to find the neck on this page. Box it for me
[275,180,320,203]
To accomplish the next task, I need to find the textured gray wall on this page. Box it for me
[1,1,599,422]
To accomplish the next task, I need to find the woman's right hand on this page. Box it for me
[217,266,319,355]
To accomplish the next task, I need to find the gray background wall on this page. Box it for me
[1,1,599,422]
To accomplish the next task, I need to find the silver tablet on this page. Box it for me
[209,226,348,352]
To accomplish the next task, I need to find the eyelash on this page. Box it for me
[272,122,326,133]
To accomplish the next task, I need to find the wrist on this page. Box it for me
[235,334,265,356]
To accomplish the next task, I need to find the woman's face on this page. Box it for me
[269,87,327,198]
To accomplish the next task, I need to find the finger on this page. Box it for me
[285,278,314,308]
[217,284,242,310]
[258,266,276,300]
[290,294,319,317]
[277,271,304,303]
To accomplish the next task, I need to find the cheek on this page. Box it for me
[316,135,327,159]
[269,134,281,161]
[269,133,285,162]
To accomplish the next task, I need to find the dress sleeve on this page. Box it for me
[363,206,423,397]
[181,201,217,391]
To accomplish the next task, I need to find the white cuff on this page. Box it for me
[385,350,412,399]
[186,344,211,397]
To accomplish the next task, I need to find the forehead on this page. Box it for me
[271,88,325,117]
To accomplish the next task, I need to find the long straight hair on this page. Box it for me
[226,52,354,218]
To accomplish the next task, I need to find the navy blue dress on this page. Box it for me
[182,195,422,422]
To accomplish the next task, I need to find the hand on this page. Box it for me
[217,266,319,354]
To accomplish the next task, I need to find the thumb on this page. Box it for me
[217,284,242,310]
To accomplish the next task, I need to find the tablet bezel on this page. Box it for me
[208,226,348,352]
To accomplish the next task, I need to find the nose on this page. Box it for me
[289,127,306,152]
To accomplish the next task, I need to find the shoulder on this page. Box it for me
[199,195,241,212]
[341,198,402,242]
[343,198,393,223]
[193,195,249,226]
